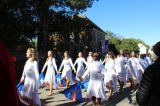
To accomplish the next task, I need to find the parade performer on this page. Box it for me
[74,52,87,81]
[86,52,93,65]
[115,50,127,93]
[104,51,118,98]
[79,53,108,106]
[20,48,41,106]
[58,51,76,88]
[41,50,58,96]
[128,52,141,87]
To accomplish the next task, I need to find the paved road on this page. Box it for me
[39,83,138,106]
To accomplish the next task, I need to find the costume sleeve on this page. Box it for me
[100,63,106,75]
[136,66,153,105]
[21,69,25,81]
[52,58,57,71]
[82,65,90,80]
[82,58,87,66]
[74,59,78,67]
[59,59,64,71]
[127,59,132,71]
[21,62,26,81]
[34,61,40,82]
[138,61,145,73]
[114,58,118,74]
[69,58,75,70]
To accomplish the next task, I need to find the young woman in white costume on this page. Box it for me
[115,50,127,93]
[87,52,93,65]
[103,51,118,98]
[20,48,41,106]
[74,52,87,81]
[128,52,141,88]
[58,51,76,88]
[79,53,108,106]
[41,50,58,96]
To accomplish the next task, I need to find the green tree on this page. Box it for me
[105,31,150,53]
[0,0,98,51]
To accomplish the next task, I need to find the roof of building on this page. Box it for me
[78,15,106,34]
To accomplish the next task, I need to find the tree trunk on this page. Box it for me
[38,0,49,52]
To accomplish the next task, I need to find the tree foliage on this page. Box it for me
[0,0,98,51]
[105,31,150,53]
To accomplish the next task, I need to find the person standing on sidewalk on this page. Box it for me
[136,41,160,106]
[0,41,19,106]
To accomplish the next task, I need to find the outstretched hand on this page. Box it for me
[20,79,24,83]
[77,76,83,81]
[73,68,76,73]
[56,71,61,74]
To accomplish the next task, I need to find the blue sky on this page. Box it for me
[83,0,160,47]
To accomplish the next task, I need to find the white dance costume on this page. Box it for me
[74,57,87,80]
[115,56,127,84]
[59,58,75,84]
[128,57,140,81]
[21,58,41,106]
[41,58,57,88]
[104,58,118,93]
[82,60,108,100]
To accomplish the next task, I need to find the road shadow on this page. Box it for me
[41,97,92,106]
[54,101,85,106]
[102,86,138,106]
[40,83,139,106]
[41,97,55,104]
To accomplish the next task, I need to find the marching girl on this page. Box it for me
[20,48,41,106]
[115,50,127,93]
[103,51,118,98]
[139,54,149,74]
[128,52,141,88]
[79,53,108,106]
[41,50,58,96]
[87,52,93,65]
[74,52,87,81]
[58,51,76,88]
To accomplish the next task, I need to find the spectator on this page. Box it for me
[0,41,19,106]
[136,41,160,106]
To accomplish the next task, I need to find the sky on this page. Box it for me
[83,0,160,47]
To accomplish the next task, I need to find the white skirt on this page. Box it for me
[86,79,108,100]
[61,68,74,84]
[44,69,56,88]
[22,78,41,106]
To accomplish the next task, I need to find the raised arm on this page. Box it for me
[81,66,90,80]
[74,58,78,67]
[69,58,76,72]
[69,58,75,69]
[41,60,47,73]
